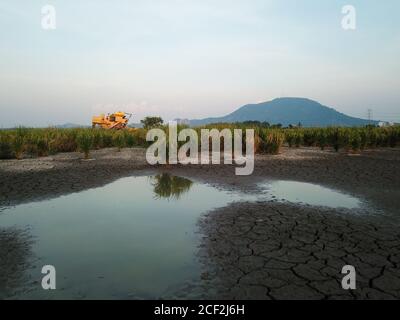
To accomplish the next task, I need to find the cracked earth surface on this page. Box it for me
[196,202,400,300]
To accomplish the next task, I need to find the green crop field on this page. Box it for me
[0,125,399,160]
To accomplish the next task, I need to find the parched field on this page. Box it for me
[1,146,400,299]
[197,202,400,299]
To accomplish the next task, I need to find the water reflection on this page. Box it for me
[0,228,33,299]
[0,174,367,299]
[261,180,361,209]
[151,173,193,200]
[0,175,246,299]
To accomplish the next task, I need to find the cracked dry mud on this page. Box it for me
[197,202,400,300]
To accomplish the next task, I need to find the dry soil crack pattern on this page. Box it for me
[197,202,400,300]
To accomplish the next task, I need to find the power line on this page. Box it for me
[367,109,371,120]
[367,109,373,123]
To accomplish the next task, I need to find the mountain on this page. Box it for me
[55,123,89,128]
[190,98,377,127]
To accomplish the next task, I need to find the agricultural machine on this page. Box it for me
[92,112,132,130]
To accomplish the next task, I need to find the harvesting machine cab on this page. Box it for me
[92,111,132,130]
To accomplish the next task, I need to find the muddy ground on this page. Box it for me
[0,147,399,299]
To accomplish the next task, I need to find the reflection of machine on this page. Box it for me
[92,112,132,130]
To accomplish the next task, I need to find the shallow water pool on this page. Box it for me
[0,174,255,299]
[0,175,363,299]
[261,180,361,209]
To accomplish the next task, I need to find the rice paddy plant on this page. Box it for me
[327,128,341,152]
[76,131,93,159]
[358,129,367,150]
[366,128,378,148]
[113,131,125,151]
[92,130,104,150]
[35,136,50,157]
[377,129,389,147]
[317,129,328,150]
[123,131,136,148]
[22,132,35,156]
[101,131,114,148]
[285,131,296,148]
[0,133,13,159]
[387,127,399,148]
[258,130,284,154]
[132,128,149,147]
[254,127,267,150]
[340,128,353,151]
[50,130,78,153]
[11,127,29,160]
[15,126,30,138]
[302,129,318,147]
[253,132,262,153]
[0,125,399,160]
[285,130,304,148]
[294,131,303,147]
[350,130,362,152]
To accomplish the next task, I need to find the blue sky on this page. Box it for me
[0,0,399,126]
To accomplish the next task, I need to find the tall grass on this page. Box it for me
[76,131,93,159]
[257,129,285,154]
[113,131,125,151]
[0,125,399,160]
[0,132,13,159]
[12,127,28,160]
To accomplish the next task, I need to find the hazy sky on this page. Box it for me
[0,0,399,127]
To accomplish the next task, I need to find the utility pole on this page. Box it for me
[367,109,373,124]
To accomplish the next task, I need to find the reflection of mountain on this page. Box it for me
[151,174,193,200]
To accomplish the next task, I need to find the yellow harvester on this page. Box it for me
[92,112,132,130]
